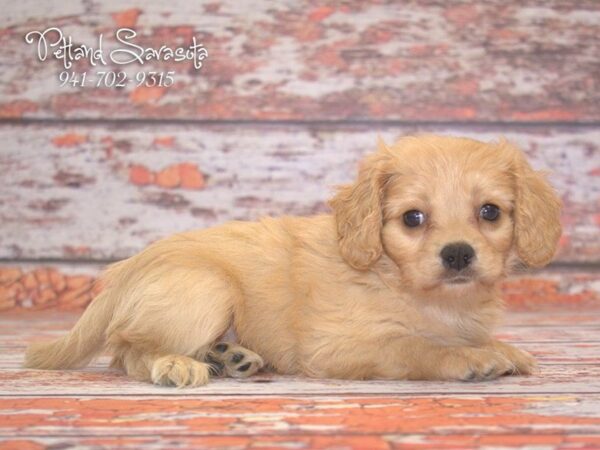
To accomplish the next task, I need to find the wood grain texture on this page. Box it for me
[1,310,599,449]
[0,265,100,312]
[2,124,598,261]
[3,434,600,450]
[1,395,600,437]
[1,0,599,121]
[2,350,600,396]
[1,3,598,448]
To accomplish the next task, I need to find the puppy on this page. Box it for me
[25,135,562,387]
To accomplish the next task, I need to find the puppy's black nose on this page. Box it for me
[440,242,475,271]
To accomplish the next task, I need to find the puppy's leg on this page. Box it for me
[206,342,264,378]
[394,338,518,381]
[489,340,537,375]
[116,347,213,387]
[306,336,519,381]
[105,262,240,387]
[388,341,535,381]
[423,345,516,381]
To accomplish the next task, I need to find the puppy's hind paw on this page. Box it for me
[208,342,264,378]
[151,355,212,388]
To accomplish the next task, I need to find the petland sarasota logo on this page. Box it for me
[24,27,208,88]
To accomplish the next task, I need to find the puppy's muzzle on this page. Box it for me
[440,242,475,272]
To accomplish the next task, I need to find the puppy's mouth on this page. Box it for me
[445,276,473,285]
[442,269,477,286]
[421,269,479,291]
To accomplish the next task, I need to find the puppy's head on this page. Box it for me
[330,135,562,293]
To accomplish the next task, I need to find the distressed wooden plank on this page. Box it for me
[1,313,599,450]
[1,124,598,262]
[2,435,600,450]
[1,395,600,438]
[502,271,600,311]
[500,270,600,312]
[0,265,100,312]
[1,1,599,121]
[6,366,600,396]
[496,330,600,347]
[0,263,598,312]
[506,312,600,327]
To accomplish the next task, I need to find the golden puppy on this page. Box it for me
[25,135,562,387]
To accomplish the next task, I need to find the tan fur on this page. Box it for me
[25,135,561,386]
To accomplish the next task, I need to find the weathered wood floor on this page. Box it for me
[1,311,599,450]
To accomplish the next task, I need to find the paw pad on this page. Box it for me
[230,352,244,363]
[237,362,251,372]
[207,342,264,378]
[214,343,229,353]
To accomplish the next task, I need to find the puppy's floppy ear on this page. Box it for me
[329,138,392,270]
[507,140,562,267]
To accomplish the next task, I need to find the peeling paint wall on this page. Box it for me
[0,1,598,311]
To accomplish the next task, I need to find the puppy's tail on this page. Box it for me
[25,269,120,370]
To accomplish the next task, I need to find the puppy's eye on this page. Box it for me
[403,210,426,227]
[480,204,500,221]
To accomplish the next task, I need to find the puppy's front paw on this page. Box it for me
[208,342,264,378]
[491,340,537,376]
[441,347,516,382]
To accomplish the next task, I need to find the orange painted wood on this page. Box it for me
[1,311,600,449]
[2,434,600,450]
[0,265,100,312]
[2,124,598,262]
[1,1,599,121]
[1,395,600,437]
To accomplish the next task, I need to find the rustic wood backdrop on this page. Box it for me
[0,1,598,311]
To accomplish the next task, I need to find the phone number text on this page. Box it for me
[59,71,175,88]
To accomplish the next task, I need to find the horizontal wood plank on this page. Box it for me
[2,124,598,262]
[2,434,600,450]
[2,366,600,397]
[1,395,600,437]
[0,264,100,312]
[1,1,598,121]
